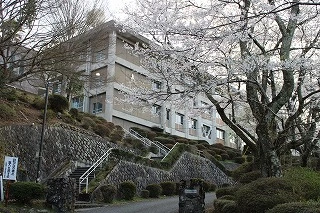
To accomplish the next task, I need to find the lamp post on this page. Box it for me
[95,72,100,115]
[36,81,49,183]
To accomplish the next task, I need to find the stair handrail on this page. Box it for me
[124,128,170,155]
[161,142,179,162]
[79,148,114,193]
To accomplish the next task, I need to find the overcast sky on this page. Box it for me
[105,0,135,21]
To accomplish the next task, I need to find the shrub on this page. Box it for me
[219,195,236,200]
[10,182,45,204]
[216,186,238,199]
[234,156,245,164]
[235,178,300,213]
[93,124,111,137]
[154,137,175,145]
[238,170,262,184]
[0,103,16,119]
[0,88,18,101]
[61,114,74,124]
[209,183,217,192]
[32,96,45,109]
[283,167,320,200]
[140,190,150,198]
[214,199,238,213]
[149,145,159,154]
[160,182,176,196]
[99,184,117,203]
[232,162,254,180]
[48,94,69,113]
[146,184,162,198]
[69,108,79,118]
[110,129,124,142]
[266,201,320,213]
[118,181,136,200]
[81,117,96,129]
[215,154,222,161]
[221,153,229,161]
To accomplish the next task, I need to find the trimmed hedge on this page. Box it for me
[283,167,320,200]
[10,182,46,204]
[216,186,238,199]
[118,181,136,200]
[238,170,262,184]
[266,201,320,213]
[214,199,238,213]
[146,184,162,198]
[99,184,117,203]
[48,94,69,113]
[235,178,300,213]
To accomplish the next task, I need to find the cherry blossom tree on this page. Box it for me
[121,0,320,177]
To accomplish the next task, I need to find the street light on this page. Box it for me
[36,81,49,183]
[95,72,100,115]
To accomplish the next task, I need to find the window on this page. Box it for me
[152,80,161,90]
[201,101,210,114]
[217,128,225,140]
[190,119,197,129]
[152,105,161,115]
[202,125,212,138]
[175,113,184,125]
[93,102,103,113]
[72,97,83,109]
[166,109,170,120]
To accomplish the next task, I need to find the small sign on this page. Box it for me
[184,189,198,194]
[3,156,18,181]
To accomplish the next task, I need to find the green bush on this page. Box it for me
[32,96,45,110]
[0,103,16,119]
[234,156,245,164]
[283,167,320,200]
[118,181,136,200]
[209,183,217,192]
[214,199,238,213]
[216,186,238,199]
[154,137,175,145]
[69,108,79,118]
[0,88,18,101]
[221,153,229,161]
[146,184,162,198]
[48,94,69,113]
[219,195,236,200]
[99,184,117,203]
[93,124,111,137]
[140,190,150,198]
[81,117,96,129]
[232,162,254,180]
[160,182,176,196]
[10,182,45,204]
[238,170,262,184]
[149,145,159,154]
[235,178,300,213]
[266,201,320,213]
[110,129,124,142]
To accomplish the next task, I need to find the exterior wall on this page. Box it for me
[72,22,237,149]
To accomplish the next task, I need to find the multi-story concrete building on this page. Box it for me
[62,21,236,148]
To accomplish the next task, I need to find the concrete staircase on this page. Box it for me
[69,166,95,194]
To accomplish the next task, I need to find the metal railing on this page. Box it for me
[123,128,170,156]
[79,148,113,193]
[161,142,179,162]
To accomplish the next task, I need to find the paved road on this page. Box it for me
[76,193,216,213]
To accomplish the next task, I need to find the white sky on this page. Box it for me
[104,0,135,21]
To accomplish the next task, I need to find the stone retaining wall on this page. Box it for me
[102,152,234,192]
